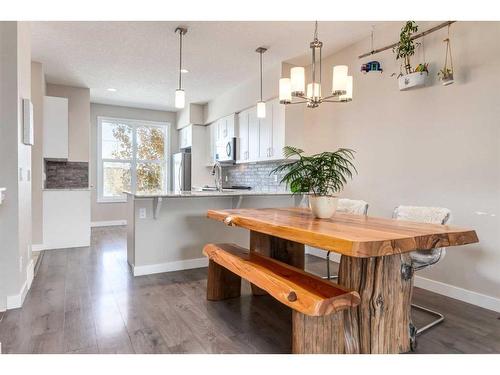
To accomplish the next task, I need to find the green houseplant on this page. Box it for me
[393,21,428,91]
[271,146,357,218]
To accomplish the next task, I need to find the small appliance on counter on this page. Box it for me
[173,151,192,192]
[215,136,237,164]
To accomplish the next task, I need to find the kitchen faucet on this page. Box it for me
[211,161,223,192]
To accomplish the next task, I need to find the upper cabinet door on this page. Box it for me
[237,111,249,162]
[271,99,286,159]
[179,125,192,149]
[259,108,272,160]
[43,96,69,159]
[248,110,260,161]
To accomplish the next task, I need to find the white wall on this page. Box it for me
[204,63,282,124]
[31,61,45,245]
[302,21,500,301]
[0,21,32,310]
[90,103,177,223]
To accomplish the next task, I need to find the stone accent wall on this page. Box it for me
[45,160,89,189]
[222,160,288,192]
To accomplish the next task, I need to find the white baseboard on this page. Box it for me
[6,258,34,310]
[31,243,46,252]
[91,220,127,227]
[414,276,500,313]
[133,257,208,277]
[306,249,500,313]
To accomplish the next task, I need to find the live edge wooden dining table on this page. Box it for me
[206,207,479,354]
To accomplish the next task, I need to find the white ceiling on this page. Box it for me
[31,21,389,112]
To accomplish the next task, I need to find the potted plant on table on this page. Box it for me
[394,21,428,91]
[271,146,357,219]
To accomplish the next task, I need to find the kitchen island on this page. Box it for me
[125,190,303,276]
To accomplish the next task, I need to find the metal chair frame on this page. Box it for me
[392,206,451,350]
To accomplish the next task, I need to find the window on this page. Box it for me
[97,117,170,202]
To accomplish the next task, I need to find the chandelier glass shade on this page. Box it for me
[279,22,353,108]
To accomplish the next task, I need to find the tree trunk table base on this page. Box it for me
[338,253,414,354]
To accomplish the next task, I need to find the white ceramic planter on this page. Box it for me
[398,72,427,91]
[309,195,338,219]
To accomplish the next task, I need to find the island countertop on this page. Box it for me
[124,190,300,199]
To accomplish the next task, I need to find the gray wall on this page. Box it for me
[0,22,32,310]
[31,61,45,245]
[90,103,177,223]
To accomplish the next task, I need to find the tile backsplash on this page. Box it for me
[45,160,89,189]
[222,160,288,192]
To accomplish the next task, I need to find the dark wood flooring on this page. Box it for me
[0,226,499,354]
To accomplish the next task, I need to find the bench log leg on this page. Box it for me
[249,231,305,296]
[338,253,413,354]
[292,310,359,354]
[206,259,242,301]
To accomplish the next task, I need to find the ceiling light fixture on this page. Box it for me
[175,26,188,109]
[107,88,117,92]
[279,21,353,108]
[256,47,268,119]
[180,69,189,74]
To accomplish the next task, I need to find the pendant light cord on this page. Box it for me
[177,30,184,90]
[260,51,263,101]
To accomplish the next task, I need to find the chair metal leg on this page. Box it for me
[321,251,339,280]
[412,303,444,335]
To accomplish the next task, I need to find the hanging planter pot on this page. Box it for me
[398,71,427,91]
[438,26,455,86]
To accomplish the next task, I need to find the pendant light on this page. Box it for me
[256,47,268,118]
[279,21,353,108]
[175,27,187,109]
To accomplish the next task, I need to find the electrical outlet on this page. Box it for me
[139,208,147,219]
[274,175,278,182]
[225,176,228,182]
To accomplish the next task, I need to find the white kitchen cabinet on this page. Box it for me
[237,111,249,162]
[179,125,192,149]
[43,189,90,249]
[207,113,236,163]
[235,98,303,163]
[248,110,260,161]
[259,110,272,159]
[43,96,69,159]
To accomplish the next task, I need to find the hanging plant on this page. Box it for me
[393,21,419,75]
[438,25,455,86]
[393,21,429,91]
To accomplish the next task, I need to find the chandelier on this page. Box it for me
[279,22,353,108]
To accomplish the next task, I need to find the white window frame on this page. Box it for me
[97,116,170,203]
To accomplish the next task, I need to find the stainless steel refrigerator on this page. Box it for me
[172,152,191,192]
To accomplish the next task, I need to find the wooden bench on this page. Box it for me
[202,243,361,354]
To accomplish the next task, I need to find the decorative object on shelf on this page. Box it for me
[256,47,268,118]
[279,21,353,108]
[438,25,455,86]
[361,61,383,73]
[174,26,188,109]
[393,21,429,91]
[360,26,383,74]
[271,146,356,219]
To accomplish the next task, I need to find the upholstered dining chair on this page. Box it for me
[392,205,451,345]
[323,198,369,281]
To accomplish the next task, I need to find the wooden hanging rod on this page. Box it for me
[358,21,456,59]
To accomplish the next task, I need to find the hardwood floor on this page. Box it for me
[0,226,499,354]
